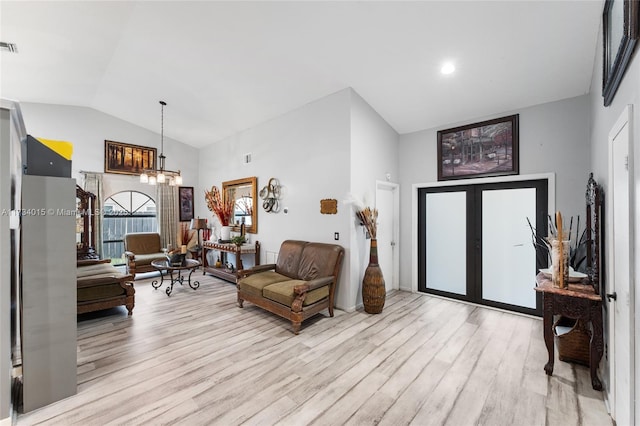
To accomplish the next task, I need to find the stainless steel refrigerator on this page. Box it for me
[1,99,77,417]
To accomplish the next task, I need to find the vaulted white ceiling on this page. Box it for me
[1,1,603,148]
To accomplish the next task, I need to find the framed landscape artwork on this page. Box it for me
[179,186,194,222]
[437,114,519,181]
[104,140,156,175]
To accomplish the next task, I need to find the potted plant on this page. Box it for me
[230,235,246,246]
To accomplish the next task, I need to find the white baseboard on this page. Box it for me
[604,389,612,414]
[1,416,12,426]
[336,304,356,313]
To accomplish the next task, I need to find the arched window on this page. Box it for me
[102,191,157,265]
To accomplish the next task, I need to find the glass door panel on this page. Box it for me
[481,188,537,309]
[425,191,467,295]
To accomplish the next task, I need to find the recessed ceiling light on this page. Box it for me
[441,62,455,75]
[0,42,18,53]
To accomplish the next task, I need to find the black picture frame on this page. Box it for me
[104,140,156,175]
[603,0,639,106]
[179,186,194,222]
[437,114,519,181]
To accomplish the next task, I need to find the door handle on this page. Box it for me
[606,292,617,302]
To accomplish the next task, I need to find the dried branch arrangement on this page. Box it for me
[179,222,192,245]
[344,193,379,238]
[237,196,252,215]
[204,185,234,226]
[527,212,587,271]
[356,206,378,239]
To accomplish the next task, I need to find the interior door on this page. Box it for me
[608,105,634,425]
[376,182,399,292]
[418,179,547,315]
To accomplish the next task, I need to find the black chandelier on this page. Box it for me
[140,101,182,185]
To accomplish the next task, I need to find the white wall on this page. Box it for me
[197,89,354,308]
[398,95,591,290]
[19,103,199,201]
[349,89,399,309]
[588,19,640,416]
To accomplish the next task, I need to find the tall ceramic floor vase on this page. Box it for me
[362,238,385,314]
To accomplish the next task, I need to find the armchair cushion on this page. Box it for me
[128,253,166,266]
[238,271,290,298]
[124,232,162,254]
[263,279,329,307]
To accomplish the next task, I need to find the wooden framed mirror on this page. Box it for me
[222,176,257,234]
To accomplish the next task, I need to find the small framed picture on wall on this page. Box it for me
[179,186,194,222]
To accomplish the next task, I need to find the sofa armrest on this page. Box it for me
[77,275,128,288]
[124,251,135,260]
[294,276,333,294]
[238,263,277,278]
[77,258,111,267]
[291,276,333,312]
[119,280,135,297]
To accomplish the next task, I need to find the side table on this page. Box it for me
[534,273,603,390]
[202,241,260,283]
[151,259,201,296]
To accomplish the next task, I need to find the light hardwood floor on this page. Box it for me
[17,273,612,425]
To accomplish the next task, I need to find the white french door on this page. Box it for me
[424,190,468,295]
[418,179,547,315]
[482,187,537,309]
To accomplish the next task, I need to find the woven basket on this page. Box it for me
[554,316,590,366]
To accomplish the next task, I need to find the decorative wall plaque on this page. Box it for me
[320,199,338,214]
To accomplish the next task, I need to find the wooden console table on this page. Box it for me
[534,273,603,390]
[202,241,260,283]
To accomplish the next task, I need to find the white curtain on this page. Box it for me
[83,172,104,258]
[157,184,178,250]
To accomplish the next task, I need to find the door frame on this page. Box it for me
[412,173,556,294]
[606,104,635,424]
[375,180,399,291]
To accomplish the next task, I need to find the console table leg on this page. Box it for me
[543,294,554,376]
[590,304,604,390]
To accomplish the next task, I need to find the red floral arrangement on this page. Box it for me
[204,185,234,226]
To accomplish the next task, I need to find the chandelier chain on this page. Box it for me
[139,100,181,185]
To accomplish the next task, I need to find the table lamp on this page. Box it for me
[190,217,207,251]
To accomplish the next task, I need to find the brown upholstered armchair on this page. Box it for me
[123,232,166,278]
